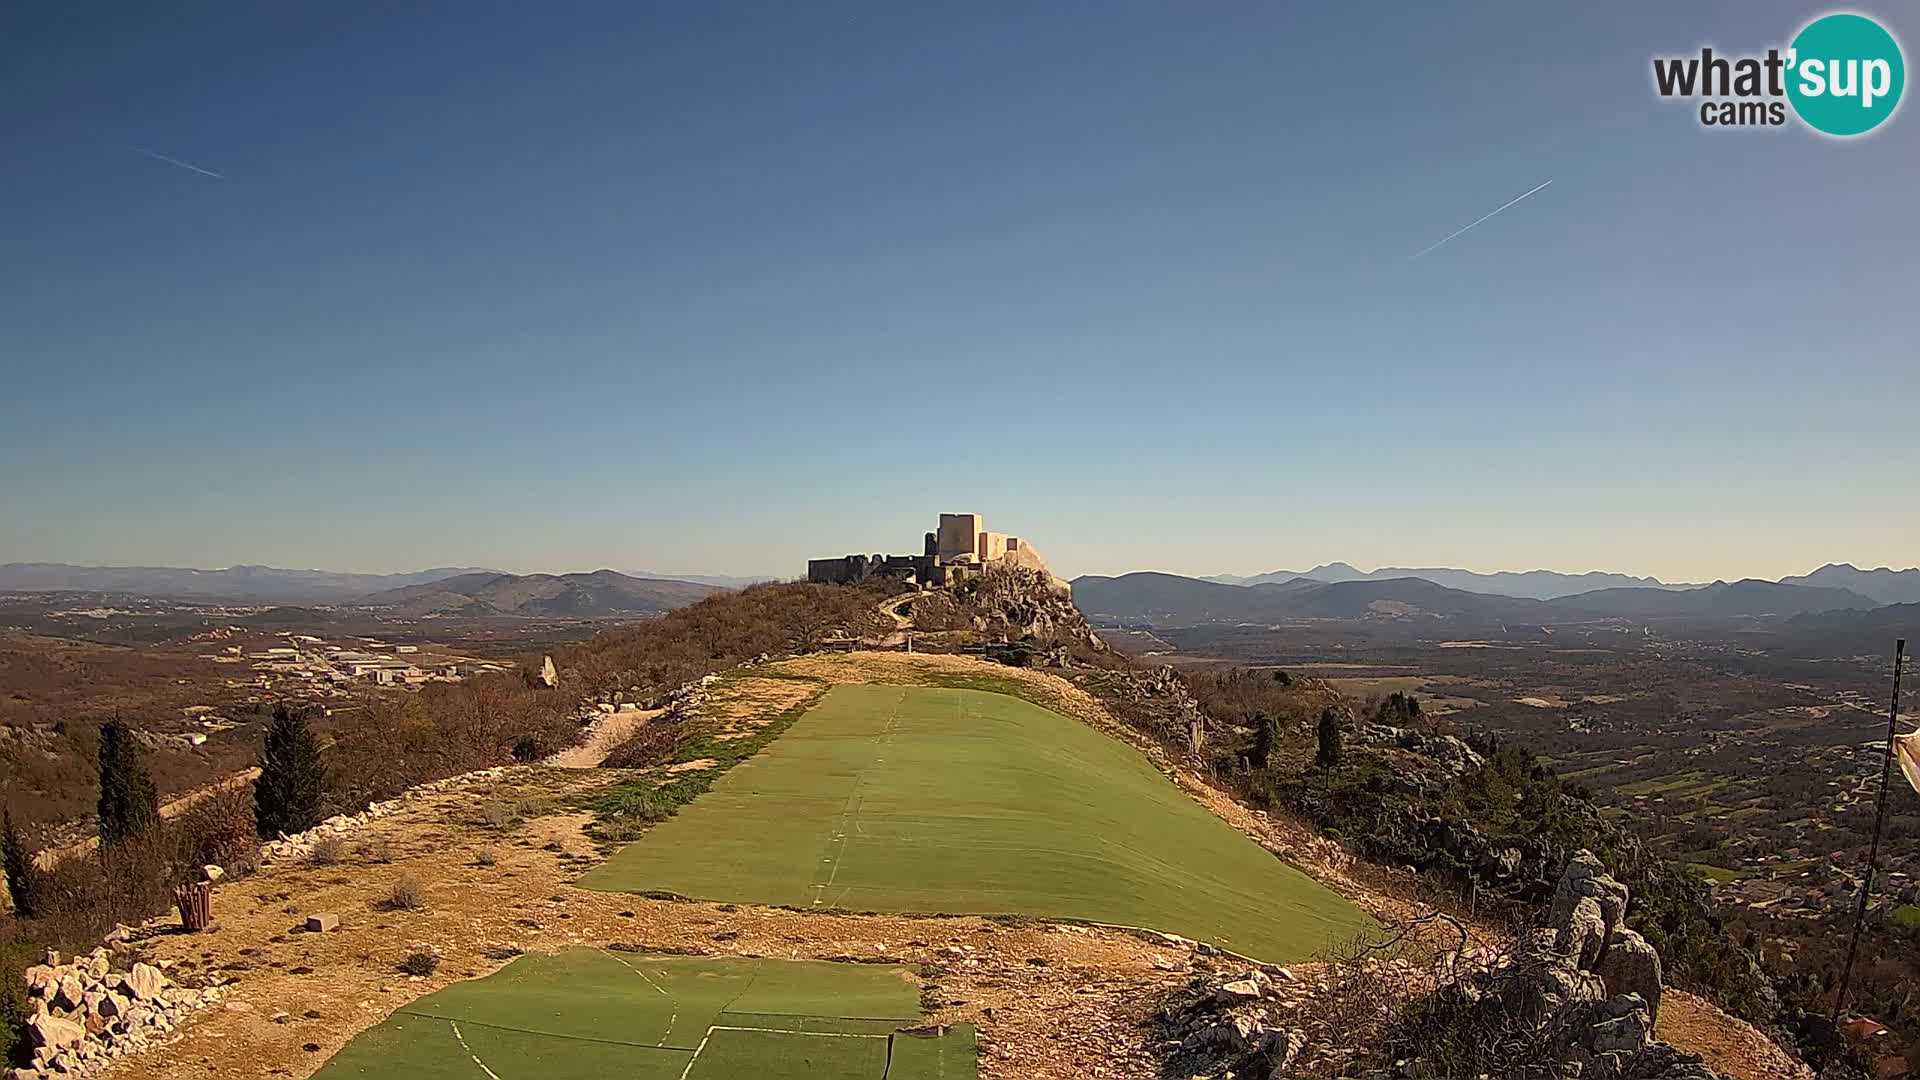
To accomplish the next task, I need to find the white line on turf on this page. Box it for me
[677,1023,895,1079]
[449,1021,504,1080]
[710,1027,890,1038]
[597,947,678,1046]
[811,690,904,907]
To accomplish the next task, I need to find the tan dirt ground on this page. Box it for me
[93,651,1805,1080]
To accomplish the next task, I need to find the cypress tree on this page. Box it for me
[2,809,37,919]
[255,704,327,839]
[1316,707,1344,769]
[96,718,160,847]
[1248,711,1274,770]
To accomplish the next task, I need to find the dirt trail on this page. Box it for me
[542,707,665,768]
[864,590,918,648]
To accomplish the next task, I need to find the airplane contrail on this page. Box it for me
[1408,178,1552,260]
[129,146,223,179]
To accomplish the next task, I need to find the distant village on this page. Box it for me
[204,629,507,698]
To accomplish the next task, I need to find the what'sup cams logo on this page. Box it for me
[1653,11,1904,136]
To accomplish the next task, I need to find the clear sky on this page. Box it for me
[3,3,1914,583]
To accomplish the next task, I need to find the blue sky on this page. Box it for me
[2,2,1914,582]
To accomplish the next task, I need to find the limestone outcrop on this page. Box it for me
[1154,852,1738,1080]
[1434,850,1713,1079]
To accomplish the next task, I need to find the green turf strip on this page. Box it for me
[580,684,1372,962]
[887,1024,980,1080]
[309,1016,694,1080]
[311,950,972,1079]
[684,1027,889,1080]
[395,949,919,1050]
[715,1013,912,1036]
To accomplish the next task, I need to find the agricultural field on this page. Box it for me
[581,684,1370,962]
[312,949,972,1079]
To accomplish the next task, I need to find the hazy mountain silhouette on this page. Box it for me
[1776,563,1920,606]
[0,563,498,603]
[356,570,717,617]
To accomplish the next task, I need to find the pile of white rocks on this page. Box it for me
[259,765,513,865]
[13,949,221,1079]
[1160,966,1311,1079]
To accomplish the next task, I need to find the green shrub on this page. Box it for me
[590,788,674,842]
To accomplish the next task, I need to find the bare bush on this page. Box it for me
[397,950,439,976]
[561,581,892,700]
[383,875,425,912]
[307,835,348,866]
[600,720,684,770]
[1280,914,1561,1078]
[476,801,516,830]
[174,785,260,877]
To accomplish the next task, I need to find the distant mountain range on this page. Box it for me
[1202,560,1920,605]
[628,571,779,589]
[1074,573,1553,626]
[1554,580,1877,618]
[1777,564,1920,606]
[0,562,740,607]
[1781,602,1920,654]
[356,570,719,618]
[0,563,501,603]
[1074,571,1880,627]
[1204,562,1686,600]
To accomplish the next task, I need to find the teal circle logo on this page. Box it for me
[1787,13,1905,136]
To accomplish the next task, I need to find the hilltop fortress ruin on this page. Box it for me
[807,512,1061,589]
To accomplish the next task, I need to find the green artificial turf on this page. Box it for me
[580,684,1373,962]
[683,1028,887,1080]
[312,949,971,1079]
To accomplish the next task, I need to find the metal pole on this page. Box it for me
[1832,638,1907,1025]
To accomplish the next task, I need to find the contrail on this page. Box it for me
[1408,178,1551,260]
[129,146,223,179]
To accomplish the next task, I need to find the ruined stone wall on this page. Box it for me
[807,556,870,584]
